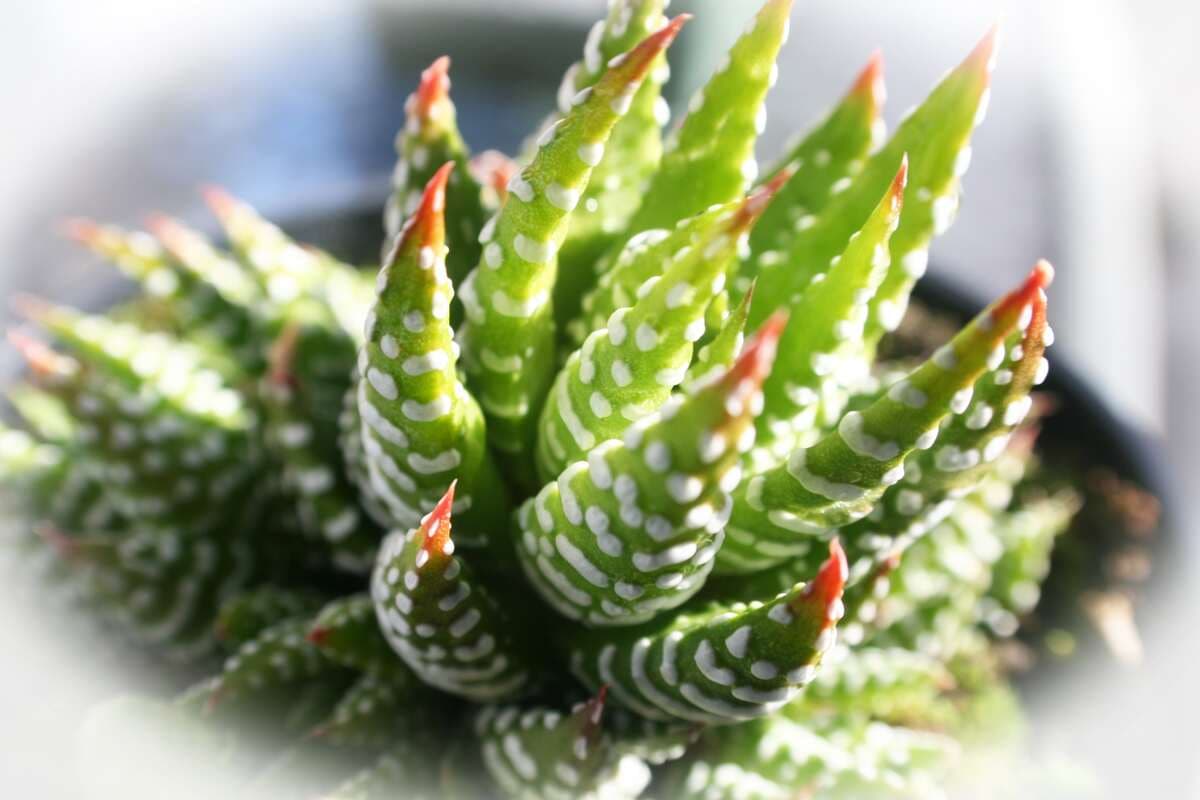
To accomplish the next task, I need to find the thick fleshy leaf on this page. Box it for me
[718,262,1052,574]
[371,484,533,701]
[476,690,648,800]
[308,592,408,677]
[65,219,260,366]
[312,672,426,748]
[550,1,672,334]
[732,52,886,301]
[355,163,509,541]
[203,187,346,316]
[517,316,782,627]
[622,0,792,233]
[207,617,340,708]
[984,490,1079,623]
[816,265,1054,574]
[539,178,783,481]
[264,328,382,572]
[319,743,440,800]
[751,160,907,465]
[748,28,999,339]
[383,57,486,288]
[567,540,846,724]
[665,713,956,798]
[214,586,325,650]
[456,16,689,458]
[8,324,259,535]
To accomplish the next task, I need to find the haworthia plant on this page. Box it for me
[4,3,1101,796]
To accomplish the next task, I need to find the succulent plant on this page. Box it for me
[1,1,1085,797]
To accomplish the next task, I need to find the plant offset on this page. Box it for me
[0,0,1083,797]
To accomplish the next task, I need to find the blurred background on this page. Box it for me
[0,0,1196,796]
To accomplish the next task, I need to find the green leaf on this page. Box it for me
[383,57,487,289]
[550,1,672,334]
[263,328,382,572]
[355,164,509,541]
[476,690,643,799]
[748,28,999,340]
[308,592,410,677]
[733,52,886,301]
[718,262,1052,574]
[752,160,908,464]
[457,16,689,458]
[539,178,783,482]
[517,316,783,626]
[623,0,793,233]
[371,483,533,701]
[566,540,846,724]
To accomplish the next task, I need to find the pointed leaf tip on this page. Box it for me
[386,162,454,265]
[416,56,452,119]
[8,329,70,381]
[470,150,517,200]
[60,217,102,245]
[966,24,1002,76]
[418,480,457,561]
[893,154,909,192]
[734,165,796,230]
[626,13,690,73]
[988,260,1053,326]
[1033,258,1055,287]
[9,293,53,325]
[725,309,787,390]
[850,49,886,108]
[199,184,239,222]
[423,161,455,215]
[267,324,300,388]
[583,685,608,731]
[803,538,848,616]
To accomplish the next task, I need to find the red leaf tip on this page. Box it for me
[418,481,457,562]
[415,56,452,120]
[804,538,848,619]
[850,49,886,109]
[266,324,300,389]
[990,260,1054,326]
[9,293,55,325]
[306,626,330,647]
[1032,258,1055,288]
[892,155,909,194]
[737,309,788,380]
[60,218,103,245]
[579,685,608,738]
[200,184,240,222]
[423,161,455,217]
[621,13,690,79]
[733,165,795,231]
[470,150,517,202]
[965,24,1002,77]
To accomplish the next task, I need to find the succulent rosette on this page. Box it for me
[1,2,1084,796]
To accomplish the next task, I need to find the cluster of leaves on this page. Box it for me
[1,1,1081,797]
